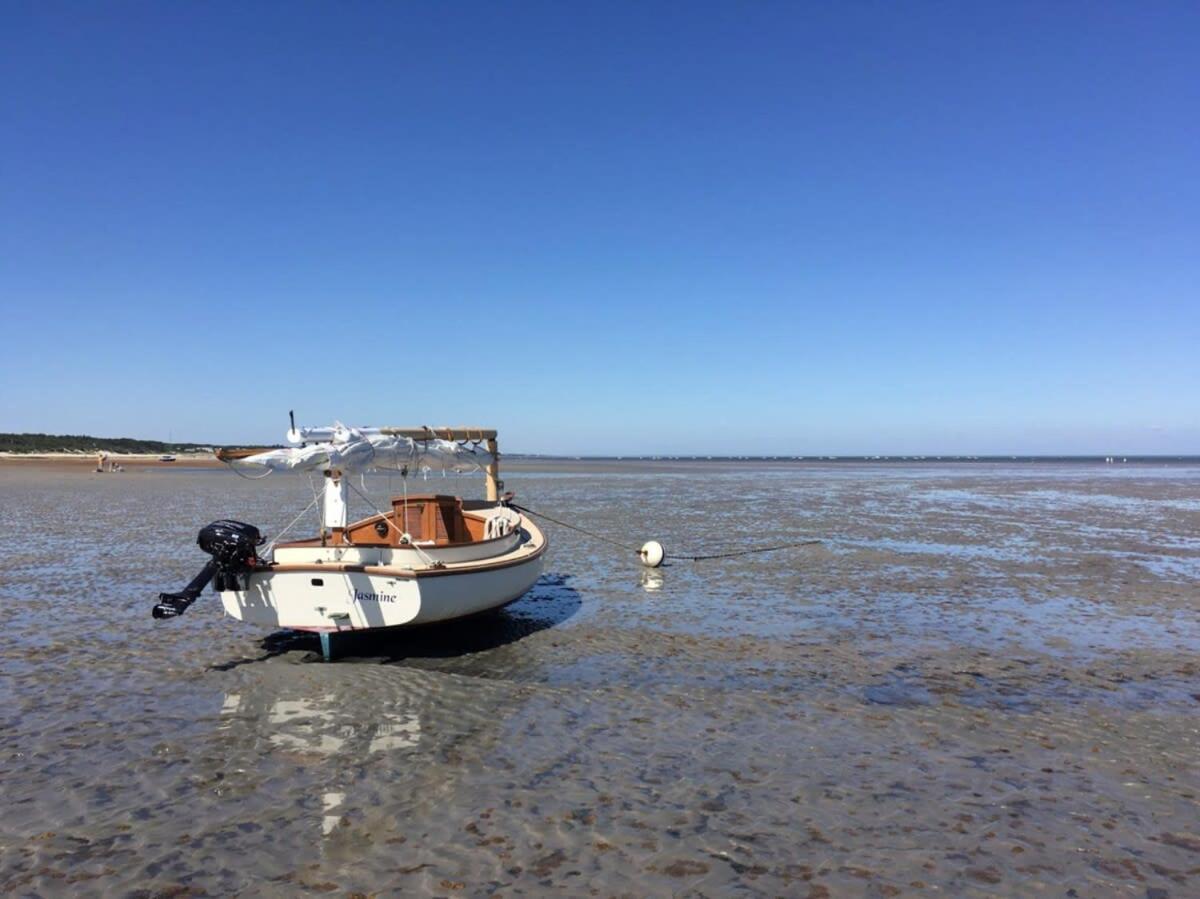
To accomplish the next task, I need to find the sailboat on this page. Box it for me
[154,419,547,659]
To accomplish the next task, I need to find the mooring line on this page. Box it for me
[510,503,640,552]
[672,540,822,561]
[510,502,821,563]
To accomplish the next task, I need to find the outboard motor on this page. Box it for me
[153,520,265,619]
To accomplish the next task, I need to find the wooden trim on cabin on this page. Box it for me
[310,494,487,548]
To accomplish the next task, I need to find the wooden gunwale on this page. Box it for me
[262,521,547,579]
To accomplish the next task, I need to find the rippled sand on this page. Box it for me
[1,460,1198,896]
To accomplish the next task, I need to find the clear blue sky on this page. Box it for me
[2,2,1196,454]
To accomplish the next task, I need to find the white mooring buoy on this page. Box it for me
[639,540,665,568]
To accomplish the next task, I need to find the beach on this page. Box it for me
[1,459,1197,895]
[0,452,223,469]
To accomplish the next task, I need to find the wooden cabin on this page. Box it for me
[334,494,489,547]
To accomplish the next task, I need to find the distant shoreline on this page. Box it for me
[0,452,223,469]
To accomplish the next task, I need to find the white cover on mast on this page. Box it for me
[233,424,493,475]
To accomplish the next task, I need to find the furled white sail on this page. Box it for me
[232,424,493,475]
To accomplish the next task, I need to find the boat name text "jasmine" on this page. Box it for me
[354,589,397,604]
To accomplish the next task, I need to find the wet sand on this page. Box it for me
[1,461,1197,895]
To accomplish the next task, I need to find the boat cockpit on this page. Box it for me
[277,494,515,549]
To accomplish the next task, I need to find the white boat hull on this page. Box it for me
[219,552,544,631]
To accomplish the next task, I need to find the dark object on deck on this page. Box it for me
[153,520,264,619]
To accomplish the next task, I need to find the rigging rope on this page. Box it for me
[510,503,821,563]
[259,494,321,560]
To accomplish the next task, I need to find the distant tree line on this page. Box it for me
[0,433,218,454]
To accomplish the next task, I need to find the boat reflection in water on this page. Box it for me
[220,693,423,755]
[209,573,583,845]
[221,685,422,836]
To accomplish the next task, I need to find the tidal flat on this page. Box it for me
[1,460,1198,896]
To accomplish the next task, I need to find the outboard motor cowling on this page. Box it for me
[154,520,265,619]
[198,520,264,590]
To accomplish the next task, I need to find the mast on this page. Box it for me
[322,469,348,544]
[485,437,500,502]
